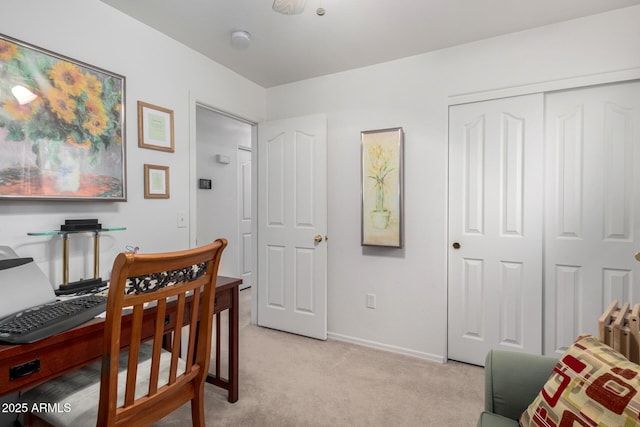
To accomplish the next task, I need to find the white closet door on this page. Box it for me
[448,94,544,366]
[545,81,640,356]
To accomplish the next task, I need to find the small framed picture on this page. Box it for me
[144,164,170,199]
[138,101,174,152]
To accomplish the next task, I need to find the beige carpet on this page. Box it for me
[157,288,484,426]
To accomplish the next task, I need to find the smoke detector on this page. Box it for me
[230,30,252,50]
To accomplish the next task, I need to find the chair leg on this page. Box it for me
[191,388,206,427]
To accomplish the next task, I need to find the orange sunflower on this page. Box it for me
[46,88,77,123]
[3,98,39,121]
[84,73,103,98]
[84,96,106,116]
[83,96,108,135]
[48,61,87,97]
[84,113,108,136]
[0,40,18,60]
[66,135,92,149]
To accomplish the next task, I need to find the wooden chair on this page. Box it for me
[22,239,227,427]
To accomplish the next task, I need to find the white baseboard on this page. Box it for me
[327,332,446,364]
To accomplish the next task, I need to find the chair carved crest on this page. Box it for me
[126,262,209,294]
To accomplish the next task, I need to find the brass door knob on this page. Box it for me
[314,235,323,243]
[452,242,461,250]
[635,252,640,262]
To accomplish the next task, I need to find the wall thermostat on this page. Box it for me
[199,179,212,189]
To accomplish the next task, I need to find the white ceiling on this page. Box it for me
[99,0,640,88]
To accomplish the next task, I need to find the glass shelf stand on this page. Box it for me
[28,227,125,288]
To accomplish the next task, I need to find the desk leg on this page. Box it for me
[205,287,239,403]
[162,333,173,351]
[214,313,221,380]
[228,285,239,403]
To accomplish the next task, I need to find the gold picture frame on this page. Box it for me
[361,127,404,248]
[138,101,174,152]
[144,164,170,199]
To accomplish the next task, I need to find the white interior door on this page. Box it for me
[257,114,328,340]
[238,146,252,290]
[448,94,544,366]
[544,81,640,356]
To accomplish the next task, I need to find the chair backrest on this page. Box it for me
[97,239,227,426]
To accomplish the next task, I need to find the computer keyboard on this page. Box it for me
[0,294,107,344]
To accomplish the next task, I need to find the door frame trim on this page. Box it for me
[189,96,259,325]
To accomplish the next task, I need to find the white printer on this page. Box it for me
[0,246,57,319]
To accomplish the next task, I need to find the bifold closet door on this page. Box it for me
[544,81,640,356]
[448,94,544,366]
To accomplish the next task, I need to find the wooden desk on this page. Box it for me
[0,276,241,403]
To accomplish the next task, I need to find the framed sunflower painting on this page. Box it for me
[0,33,126,201]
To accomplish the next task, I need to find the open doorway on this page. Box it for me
[195,104,254,290]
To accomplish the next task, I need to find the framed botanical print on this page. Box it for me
[144,164,170,199]
[361,127,404,248]
[138,101,174,152]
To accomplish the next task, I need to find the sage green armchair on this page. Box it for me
[477,350,557,427]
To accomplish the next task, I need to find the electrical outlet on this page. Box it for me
[177,211,187,228]
[366,293,376,309]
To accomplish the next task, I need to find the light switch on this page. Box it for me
[177,211,187,228]
[366,293,376,309]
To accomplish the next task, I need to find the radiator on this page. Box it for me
[598,301,640,363]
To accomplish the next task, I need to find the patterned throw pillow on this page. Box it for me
[520,334,640,426]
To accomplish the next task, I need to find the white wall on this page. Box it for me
[0,0,265,286]
[266,6,640,361]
